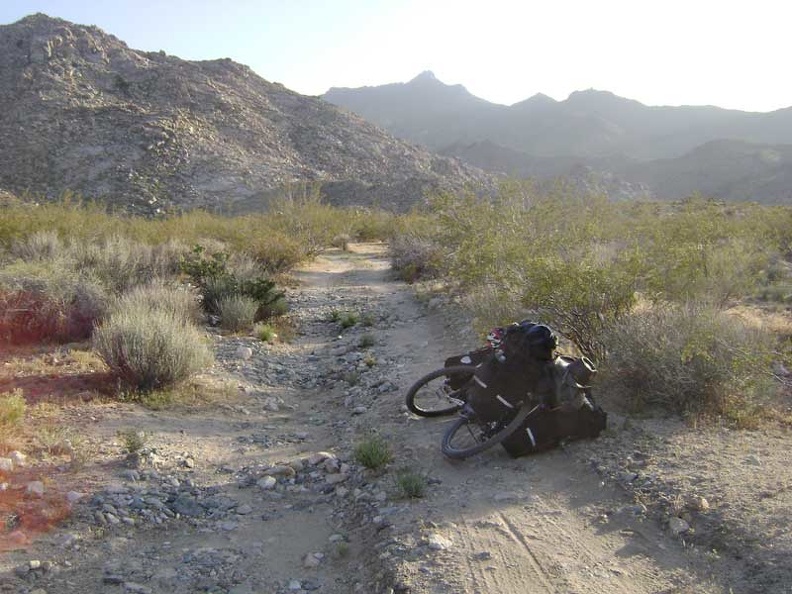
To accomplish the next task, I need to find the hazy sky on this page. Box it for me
[1,0,789,112]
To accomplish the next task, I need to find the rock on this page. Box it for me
[257,476,277,490]
[308,452,334,466]
[236,504,254,515]
[426,533,453,551]
[264,465,296,478]
[325,473,348,485]
[493,491,518,502]
[27,481,45,497]
[668,517,690,535]
[686,496,710,512]
[120,469,140,481]
[262,397,281,412]
[0,458,13,472]
[303,552,323,567]
[236,346,253,360]
[9,451,25,466]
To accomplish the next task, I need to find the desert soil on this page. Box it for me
[1,243,790,594]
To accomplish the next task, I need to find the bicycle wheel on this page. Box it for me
[441,402,537,460]
[405,365,475,417]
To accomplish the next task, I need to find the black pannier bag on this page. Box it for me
[500,399,608,458]
[464,352,551,423]
[443,346,495,390]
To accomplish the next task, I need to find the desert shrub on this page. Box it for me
[218,295,259,332]
[358,333,376,348]
[389,234,444,283]
[65,281,110,339]
[332,234,352,251]
[70,235,169,295]
[335,311,359,329]
[395,468,427,499]
[354,434,393,470]
[247,231,309,273]
[117,428,148,454]
[0,389,26,437]
[9,230,64,262]
[199,273,239,315]
[254,323,278,343]
[599,302,777,423]
[93,306,213,394]
[180,245,285,319]
[0,263,108,343]
[517,257,636,361]
[112,280,202,324]
[350,209,395,241]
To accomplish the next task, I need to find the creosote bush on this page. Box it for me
[93,306,213,394]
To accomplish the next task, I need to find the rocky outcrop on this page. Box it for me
[0,14,492,214]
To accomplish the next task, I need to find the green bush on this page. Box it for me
[395,468,427,499]
[338,311,359,329]
[0,389,26,436]
[247,232,309,274]
[180,245,285,320]
[354,435,393,470]
[93,306,213,394]
[218,295,259,332]
[518,257,636,361]
[254,323,278,343]
[599,303,777,424]
[117,428,148,454]
[358,333,376,348]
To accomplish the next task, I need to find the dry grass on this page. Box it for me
[599,302,781,426]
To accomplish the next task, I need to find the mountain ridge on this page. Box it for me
[324,73,792,203]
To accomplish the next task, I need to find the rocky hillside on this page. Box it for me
[0,15,491,214]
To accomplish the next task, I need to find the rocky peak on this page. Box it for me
[409,70,439,84]
[0,14,492,214]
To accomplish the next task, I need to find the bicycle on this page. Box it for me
[405,342,601,460]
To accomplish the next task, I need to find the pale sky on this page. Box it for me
[1,0,789,112]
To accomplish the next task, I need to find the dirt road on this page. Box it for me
[0,243,773,593]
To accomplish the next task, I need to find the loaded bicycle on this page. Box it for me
[405,321,606,459]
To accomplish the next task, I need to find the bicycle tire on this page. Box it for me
[441,401,537,460]
[405,365,476,417]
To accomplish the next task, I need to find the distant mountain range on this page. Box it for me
[0,16,491,214]
[324,72,792,203]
